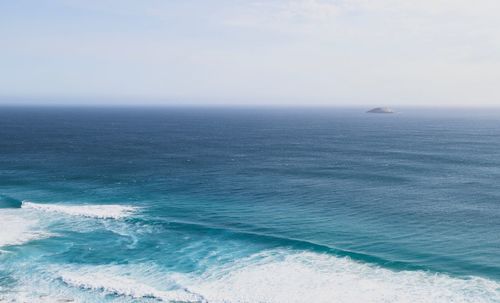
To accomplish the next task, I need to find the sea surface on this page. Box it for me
[0,106,499,302]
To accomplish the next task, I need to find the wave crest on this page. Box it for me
[21,201,137,219]
[7,250,500,303]
[0,212,52,248]
[59,268,203,302]
[176,250,500,303]
[0,195,22,208]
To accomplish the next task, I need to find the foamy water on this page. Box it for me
[0,201,138,251]
[5,250,498,303]
[60,270,202,302]
[2,204,500,302]
[177,250,500,303]
[21,201,138,219]
[0,211,51,248]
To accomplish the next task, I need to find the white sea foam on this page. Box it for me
[1,268,83,303]
[0,211,52,247]
[174,250,500,303]
[21,201,137,219]
[2,292,80,303]
[9,251,499,303]
[59,267,203,302]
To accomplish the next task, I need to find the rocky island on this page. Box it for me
[367,107,394,114]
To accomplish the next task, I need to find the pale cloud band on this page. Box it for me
[0,0,499,106]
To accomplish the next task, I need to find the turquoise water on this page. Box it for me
[0,107,499,302]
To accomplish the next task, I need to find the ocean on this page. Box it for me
[0,106,499,302]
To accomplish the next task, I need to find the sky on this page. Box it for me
[1,0,500,106]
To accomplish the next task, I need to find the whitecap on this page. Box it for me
[174,250,500,303]
[0,211,52,248]
[59,267,203,302]
[7,251,500,303]
[4,292,80,303]
[21,201,138,219]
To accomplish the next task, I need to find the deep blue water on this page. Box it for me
[0,107,499,302]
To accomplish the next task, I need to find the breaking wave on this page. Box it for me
[18,250,499,303]
[58,266,204,302]
[0,211,52,248]
[21,201,138,219]
[0,195,22,209]
[175,250,500,303]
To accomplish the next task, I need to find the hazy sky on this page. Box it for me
[1,0,500,106]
